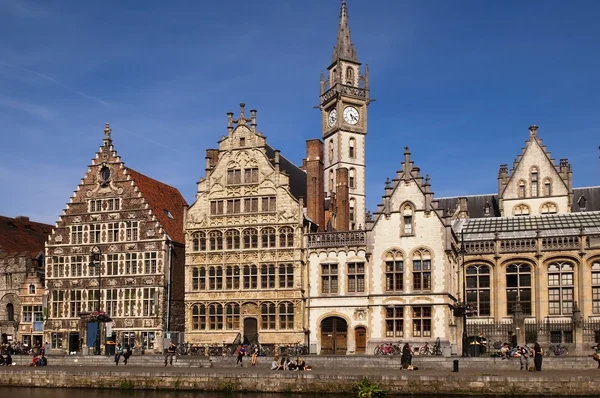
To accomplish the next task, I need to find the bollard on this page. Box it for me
[453,359,459,372]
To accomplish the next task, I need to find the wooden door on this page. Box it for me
[320,317,348,355]
[355,327,366,354]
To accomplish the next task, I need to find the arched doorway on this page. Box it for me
[355,327,367,354]
[321,316,347,355]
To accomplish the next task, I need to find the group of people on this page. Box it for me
[271,355,310,371]
[29,353,48,367]
[0,352,13,366]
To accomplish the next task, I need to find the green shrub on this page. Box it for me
[352,377,386,398]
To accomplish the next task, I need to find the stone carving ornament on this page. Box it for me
[53,280,63,288]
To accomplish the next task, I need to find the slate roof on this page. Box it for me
[265,145,307,202]
[0,216,52,256]
[573,186,600,212]
[436,195,501,218]
[126,169,187,244]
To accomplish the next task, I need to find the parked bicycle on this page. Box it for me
[546,344,568,356]
[249,343,272,357]
[279,342,308,357]
[374,342,401,355]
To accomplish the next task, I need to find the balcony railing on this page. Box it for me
[463,235,582,255]
[307,231,366,249]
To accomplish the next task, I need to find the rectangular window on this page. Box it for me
[244,168,259,183]
[22,305,33,322]
[125,253,137,274]
[123,288,136,317]
[262,197,277,212]
[386,306,403,337]
[125,221,138,241]
[244,198,259,213]
[106,254,119,276]
[107,222,119,242]
[243,266,258,289]
[89,199,102,212]
[105,289,118,317]
[321,263,338,294]
[71,225,83,244]
[143,288,156,316]
[144,252,157,274]
[70,255,84,277]
[107,198,120,211]
[278,264,294,289]
[52,290,65,318]
[412,306,432,337]
[261,303,276,329]
[593,271,600,314]
[279,303,294,330]
[225,266,240,289]
[209,305,223,330]
[261,264,276,289]
[70,290,82,317]
[52,256,65,278]
[403,216,413,234]
[89,224,101,244]
[412,259,431,291]
[33,305,43,322]
[208,267,223,290]
[141,331,155,350]
[347,262,365,293]
[210,200,224,215]
[226,199,241,214]
[51,332,63,349]
[385,260,403,291]
[87,289,99,312]
[227,169,241,184]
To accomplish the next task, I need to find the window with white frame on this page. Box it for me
[22,305,33,322]
[70,290,82,317]
[125,221,138,241]
[531,167,539,197]
[548,261,574,315]
[52,256,65,278]
[70,255,84,277]
[107,222,119,242]
[52,290,65,318]
[412,249,432,291]
[89,199,102,212]
[518,181,526,198]
[107,198,120,211]
[89,224,101,244]
[144,252,157,274]
[125,253,137,274]
[70,225,83,244]
[412,306,431,337]
[465,265,490,316]
[87,289,99,312]
[106,254,119,276]
[123,288,136,316]
[142,288,156,316]
[401,203,414,235]
[105,288,118,317]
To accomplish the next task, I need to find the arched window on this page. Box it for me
[6,303,14,321]
[548,261,574,315]
[329,140,334,163]
[261,227,276,248]
[346,66,355,85]
[208,303,223,330]
[226,266,240,289]
[209,231,223,250]
[349,138,356,158]
[243,265,258,289]
[279,227,294,247]
[384,249,404,292]
[531,167,539,197]
[279,302,294,329]
[261,302,276,329]
[329,170,334,192]
[592,262,600,314]
[225,303,240,330]
[261,264,276,289]
[544,178,552,196]
[518,180,526,198]
[332,68,337,84]
[412,249,432,291]
[225,229,240,250]
[198,232,206,251]
[540,202,557,215]
[192,234,199,252]
[29,284,36,295]
[348,168,356,189]
[401,203,415,235]
[243,228,258,249]
[192,304,206,330]
[514,204,530,217]
[506,263,532,315]
[465,265,491,316]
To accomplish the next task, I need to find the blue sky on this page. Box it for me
[1,0,599,224]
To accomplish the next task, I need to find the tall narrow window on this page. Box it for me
[401,203,414,235]
[125,221,138,241]
[518,181,526,198]
[192,304,206,330]
[87,289,99,312]
[70,255,84,277]
[123,288,136,316]
[142,288,156,316]
[346,66,355,85]
[225,303,240,330]
[531,168,539,197]
[125,253,137,274]
[279,302,294,329]
[243,265,258,289]
[69,290,82,317]
[209,231,223,250]
[321,263,338,293]
[226,266,240,289]
[329,140,334,163]
[279,227,294,247]
[261,227,276,248]
[208,303,223,330]
[412,306,431,337]
[70,225,83,244]
[465,265,491,316]
[51,291,65,318]
[107,222,119,243]
[261,302,276,329]
[592,262,600,314]
[144,252,157,274]
[226,230,240,250]
[52,256,65,278]
[544,178,552,196]
[243,228,258,249]
[349,138,356,158]
[106,254,119,276]
[386,306,403,337]
[260,264,276,289]
[385,250,404,292]
[278,264,294,289]
[192,234,199,251]
[347,262,365,293]
[227,169,241,184]
[105,289,118,317]
[548,262,574,315]
[89,224,101,244]
[349,198,356,225]
[412,249,432,291]
[506,263,532,315]
[244,168,259,183]
[349,168,356,188]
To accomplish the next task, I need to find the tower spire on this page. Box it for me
[332,0,358,64]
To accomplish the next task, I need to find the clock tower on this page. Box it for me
[320,0,371,229]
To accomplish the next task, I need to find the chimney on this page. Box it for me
[306,140,325,231]
[529,125,539,138]
[274,150,280,172]
[384,177,393,218]
[250,109,257,132]
[498,164,508,194]
[205,149,219,175]
[423,174,433,210]
[336,168,350,231]
[15,216,30,222]
[458,197,469,219]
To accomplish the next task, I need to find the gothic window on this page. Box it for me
[540,202,557,215]
[548,261,574,315]
[225,229,240,250]
[412,306,431,337]
[192,304,206,330]
[514,204,530,217]
[544,178,552,196]
[347,262,365,293]
[70,225,83,244]
[192,234,199,251]
[506,263,532,315]
[208,303,223,330]
[244,168,259,183]
[412,249,432,291]
[261,197,276,212]
[125,221,138,241]
[592,262,600,314]
[279,227,294,247]
[243,228,258,249]
[518,180,526,198]
[321,263,338,293]
[227,169,241,184]
[386,306,403,337]
[465,265,491,316]
[261,227,276,248]
[261,302,276,329]
[346,66,355,85]
[385,250,404,292]
[260,264,276,289]
[531,167,539,197]
[349,168,356,188]
[329,170,334,192]
[349,138,356,158]
[226,266,240,289]
[210,266,224,290]
[243,265,258,289]
[209,231,223,250]
[244,198,259,213]
[329,140,334,163]
[225,303,240,330]
[279,302,294,329]
[125,253,137,274]
[400,203,414,235]
[278,264,294,289]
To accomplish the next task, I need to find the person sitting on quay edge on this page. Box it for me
[295,356,305,371]
[592,344,600,369]
[115,343,123,365]
[271,356,282,370]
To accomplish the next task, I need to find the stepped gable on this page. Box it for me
[126,169,187,244]
[0,215,52,255]
[265,144,307,201]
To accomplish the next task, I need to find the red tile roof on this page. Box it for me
[0,216,52,256]
[126,168,187,244]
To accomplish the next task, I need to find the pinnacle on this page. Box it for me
[331,0,358,64]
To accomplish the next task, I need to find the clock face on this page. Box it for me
[343,106,359,125]
[328,109,337,127]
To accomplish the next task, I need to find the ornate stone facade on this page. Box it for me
[44,124,187,354]
[184,104,307,347]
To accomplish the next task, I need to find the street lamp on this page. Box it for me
[89,246,102,355]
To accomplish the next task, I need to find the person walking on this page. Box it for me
[165,342,177,367]
[592,344,600,369]
[533,342,543,371]
[236,344,247,367]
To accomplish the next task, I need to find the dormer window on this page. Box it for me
[164,209,174,220]
[239,137,246,147]
[578,196,587,212]
[531,168,538,197]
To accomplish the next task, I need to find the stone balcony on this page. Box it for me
[306,231,366,249]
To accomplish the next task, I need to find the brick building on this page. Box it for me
[44,124,187,354]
